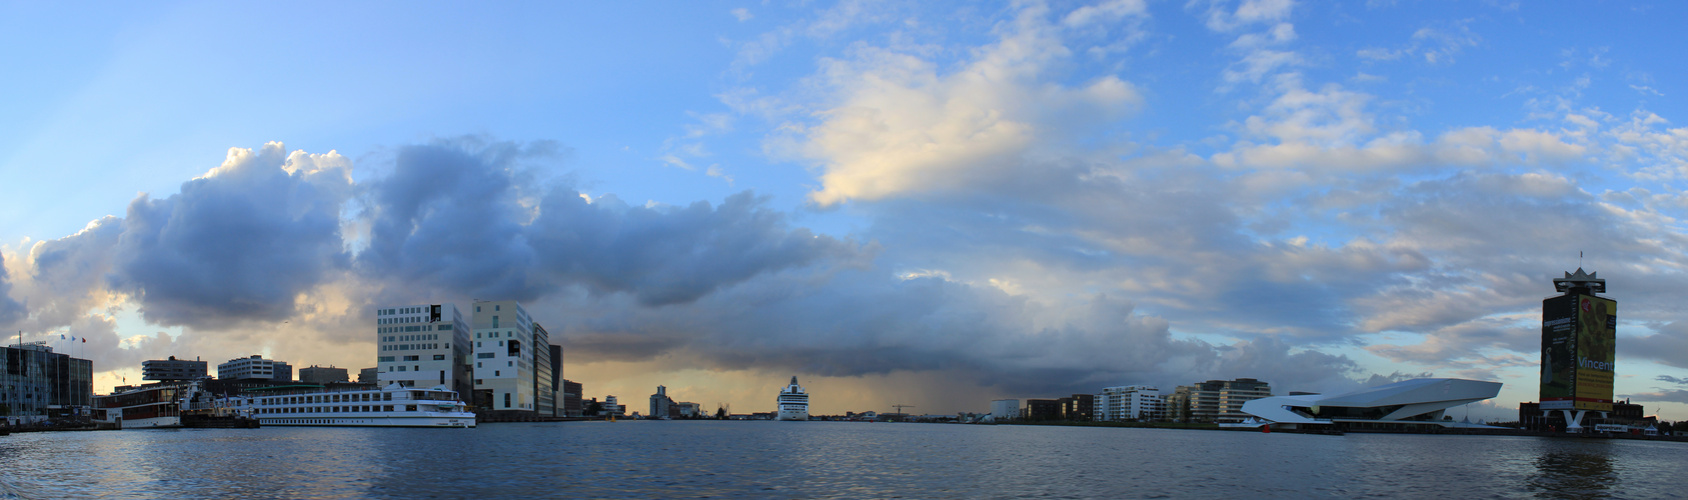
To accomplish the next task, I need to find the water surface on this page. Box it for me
[0,421,1676,498]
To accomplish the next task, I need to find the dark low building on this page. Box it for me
[299,365,349,385]
[142,356,208,382]
[1059,394,1095,421]
[1024,399,1062,421]
[562,379,583,417]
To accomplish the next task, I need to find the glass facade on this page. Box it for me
[2,345,93,419]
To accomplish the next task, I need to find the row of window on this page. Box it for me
[380,306,427,316]
[384,334,440,342]
[475,331,521,339]
[380,344,440,351]
[259,405,414,414]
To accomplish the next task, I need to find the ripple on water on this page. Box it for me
[0,423,1680,499]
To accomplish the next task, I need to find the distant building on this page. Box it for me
[1096,385,1163,421]
[1058,394,1094,421]
[674,402,702,418]
[376,303,473,403]
[1168,378,1270,423]
[141,356,207,381]
[299,365,349,385]
[549,344,564,417]
[1,343,93,423]
[650,385,675,419]
[602,395,624,417]
[990,399,1019,421]
[1244,378,1499,431]
[358,367,377,384]
[471,301,551,414]
[1023,399,1061,421]
[1535,268,1617,432]
[217,355,292,382]
[562,379,583,417]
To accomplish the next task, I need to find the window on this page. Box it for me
[495,305,500,311]
[477,353,493,359]
[397,366,406,372]
[475,306,480,312]
[504,393,511,407]
[494,370,500,376]
[433,354,445,361]
[476,362,482,368]
[403,356,419,362]
[507,361,512,367]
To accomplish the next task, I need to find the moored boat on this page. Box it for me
[233,383,475,428]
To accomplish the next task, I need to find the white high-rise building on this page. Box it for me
[472,300,552,412]
[1096,385,1164,421]
[375,304,474,402]
[990,399,1020,421]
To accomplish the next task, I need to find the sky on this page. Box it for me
[2,0,1686,420]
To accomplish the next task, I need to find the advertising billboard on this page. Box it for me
[1573,295,1616,411]
[1539,295,1577,410]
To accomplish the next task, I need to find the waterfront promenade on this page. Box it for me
[2,421,1679,498]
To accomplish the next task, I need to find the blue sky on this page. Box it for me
[3,0,1687,419]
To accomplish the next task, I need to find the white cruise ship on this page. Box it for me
[234,383,475,428]
[777,376,809,421]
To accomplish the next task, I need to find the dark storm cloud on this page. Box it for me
[359,138,862,306]
[0,253,24,327]
[1621,323,1688,370]
[109,144,352,328]
[546,267,1369,397]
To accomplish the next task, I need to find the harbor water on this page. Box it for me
[0,421,1678,499]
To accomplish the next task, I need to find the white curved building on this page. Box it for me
[1239,378,1501,430]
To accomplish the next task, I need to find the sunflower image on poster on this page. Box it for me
[1574,295,1616,410]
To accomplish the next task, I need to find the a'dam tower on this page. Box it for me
[1539,268,1616,432]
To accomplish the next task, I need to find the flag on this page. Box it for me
[82,338,86,343]
[61,334,66,340]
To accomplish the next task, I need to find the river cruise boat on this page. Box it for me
[234,383,474,428]
[777,376,809,421]
[94,382,191,429]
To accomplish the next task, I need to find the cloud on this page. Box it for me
[110,143,354,328]
[796,2,1142,206]
[359,138,862,307]
[1194,0,1294,33]
[0,252,24,327]
[730,8,753,22]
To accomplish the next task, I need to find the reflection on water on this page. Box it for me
[0,423,1680,499]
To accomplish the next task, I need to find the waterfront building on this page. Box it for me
[1095,385,1163,421]
[299,365,349,385]
[1,343,93,424]
[675,401,701,418]
[358,367,377,384]
[1240,378,1501,431]
[650,385,675,419]
[989,399,1019,421]
[376,304,474,403]
[1058,394,1094,421]
[142,356,207,381]
[1023,399,1061,421]
[1533,268,1617,432]
[562,379,583,417]
[548,344,564,417]
[1170,378,1270,423]
[471,300,556,414]
[602,395,624,417]
[217,355,293,381]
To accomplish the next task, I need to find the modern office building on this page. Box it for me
[1241,378,1501,430]
[472,300,555,413]
[1170,378,1271,423]
[533,323,555,416]
[562,379,583,417]
[549,345,564,417]
[1,343,93,423]
[141,356,207,381]
[1536,268,1617,432]
[1023,399,1062,421]
[603,395,624,417]
[358,367,377,384]
[217,355,293,381]
[1058,394,1094,421]
[299,365,349,384]
[375,303,474,403]
[1096,385,1164,421]
[650,385,675,419]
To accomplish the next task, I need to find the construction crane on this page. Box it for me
[890,404,916,420]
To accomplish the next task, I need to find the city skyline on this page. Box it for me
[3,1,1688,419]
